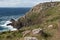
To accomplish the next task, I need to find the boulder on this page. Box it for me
[32,28,42,34]
[48,25,53,28]
[24,37,38,40]
[10,19,15,22]
[22,30,31,37]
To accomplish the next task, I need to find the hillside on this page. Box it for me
[18,2,60,27]
[0,2,60,40]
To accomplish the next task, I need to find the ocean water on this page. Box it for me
[0,8,30,32]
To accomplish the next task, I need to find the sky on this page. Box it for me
[0,0,60,7]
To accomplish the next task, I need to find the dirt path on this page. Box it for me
[51,22,60,40]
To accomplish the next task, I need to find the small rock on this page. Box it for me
[48,25,53,28]
[24,37,38,40]
[10,19,15,22]
[32,28,42,34]
[22,30,31,37]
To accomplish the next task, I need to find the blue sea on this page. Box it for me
[0,8,30,32]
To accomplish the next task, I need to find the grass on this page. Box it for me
[0,30,23,40]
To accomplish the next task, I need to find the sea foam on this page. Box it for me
[0,20,17,31]
[0,15,23,32]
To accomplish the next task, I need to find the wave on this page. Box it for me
[0,21,17,31]
[0,15,19,32]
[0,14,24,32]
[0,15,20,20]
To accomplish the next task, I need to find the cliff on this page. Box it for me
[2,2,60,40]
[17,2,60,27]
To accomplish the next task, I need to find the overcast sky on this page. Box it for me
[0,0,60,7]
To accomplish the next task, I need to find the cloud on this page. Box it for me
[0,0,20,7]
[0,0,60,7]
[18,0,51,7]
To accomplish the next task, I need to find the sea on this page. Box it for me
[0,8,30,32]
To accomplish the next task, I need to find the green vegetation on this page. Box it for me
[0,30,23,40]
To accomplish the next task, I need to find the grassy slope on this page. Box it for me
[0,2,60,40]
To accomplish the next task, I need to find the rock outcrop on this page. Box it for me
[32,28,42,34]
[7,19,16,26]
[22,30,31,37]
[24,37,38,40]
[7,19,23,29]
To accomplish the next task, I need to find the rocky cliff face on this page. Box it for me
[8,2,60,29]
